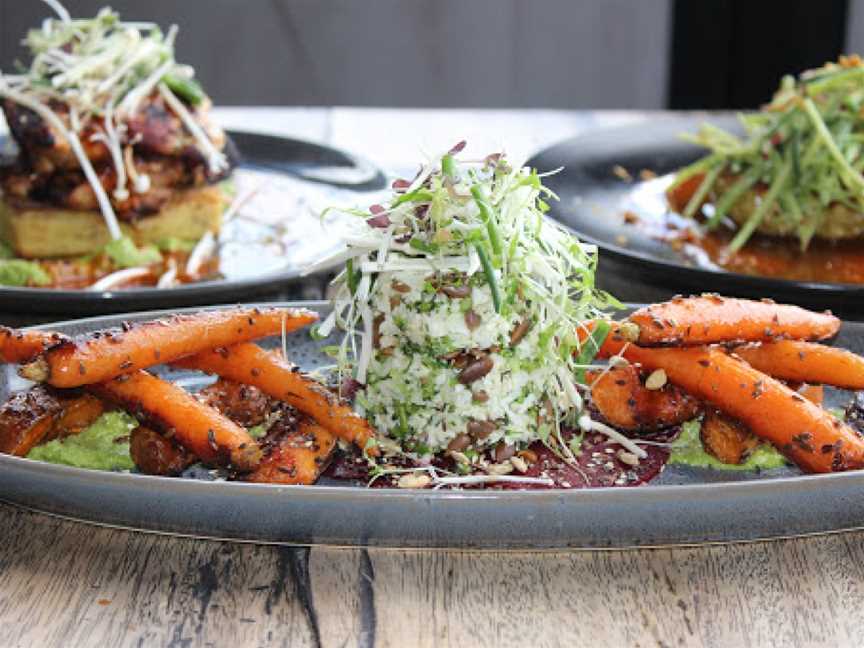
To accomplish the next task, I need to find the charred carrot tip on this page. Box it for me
[32,307,319,389]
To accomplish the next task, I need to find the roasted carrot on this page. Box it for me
[611,344,864,473]
[93,370,262,471]
[699,408,760,465]
[797,383,824,406]
[588,364,702,431]
[19,307,318,389]
[247,417,336,485]
[628,295,840,346]
[0,388,58,456]
[129,425,196,476]
[666,172,706,213]
[0,387,104,456]
[198,379,274,428]
[0,326,67,364]
[733,340,864,390]
[173,343,378,455]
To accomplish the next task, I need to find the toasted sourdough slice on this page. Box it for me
[711,173,864,240]
[0,184,227,258]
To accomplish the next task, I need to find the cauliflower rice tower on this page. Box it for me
[320,143,618,458]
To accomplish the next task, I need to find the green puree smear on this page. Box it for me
[669,420,788,472]
[103,236,161,268]
[0,259,51,287]
[27,411,137,471]
[0,242,50,286]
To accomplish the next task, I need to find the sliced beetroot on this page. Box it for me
[494,428,675,490]
[369,204,386,215]
[324,427,678,490]
[324,449,370,482]
[392,178,411,191]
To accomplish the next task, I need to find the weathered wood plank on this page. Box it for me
[3,501,864,648]
[312,537,864,648]
[0,505,316,647]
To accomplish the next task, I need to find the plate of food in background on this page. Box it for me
[0,5,385,319]
[4,146,864,548]
[528,57,864,317]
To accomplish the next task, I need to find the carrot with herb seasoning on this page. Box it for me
[628,295,840,346]
[605,343,864,473]
[129,425,197,476]
[797,383,824,406]
[0,387,104,456]
[0,327,67,364]
[18,307,318,388]
[733,339,864,390]
[699,408,760,466]
[173,343,378,455]
[93,370,262,471]
[587,364,702,431]
[247,417,336,485]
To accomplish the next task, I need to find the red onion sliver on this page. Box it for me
[366,214,392,228]
[449,140,467,155]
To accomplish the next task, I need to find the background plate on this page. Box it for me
[2,302,864,549]
[0,131,385,321]
[527,114,864,318]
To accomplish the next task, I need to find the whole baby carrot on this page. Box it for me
[19,307,317,388]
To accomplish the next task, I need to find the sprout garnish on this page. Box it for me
[673,55,864,251]
[322,143,621,463]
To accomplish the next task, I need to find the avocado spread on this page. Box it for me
[155,237,197,253]
[103,236,161,268]
[0,259,51,287]
[669,420,789,471]
[27,411,137,471]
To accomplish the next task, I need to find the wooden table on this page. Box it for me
[4,502,864,647]
[1,109,860,647]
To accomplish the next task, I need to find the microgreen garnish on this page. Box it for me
[674,55,864,251]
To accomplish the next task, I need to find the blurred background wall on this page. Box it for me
[0,0,856,109]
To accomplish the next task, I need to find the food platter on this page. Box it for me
[0,131,385,317]
[527,114,864,317]
[3,300,864,549]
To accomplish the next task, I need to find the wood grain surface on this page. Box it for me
[1,501,862,648]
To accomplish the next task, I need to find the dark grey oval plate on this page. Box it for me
[0,131,385,318]
[2,301,864,549]
[527,114,864,317]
